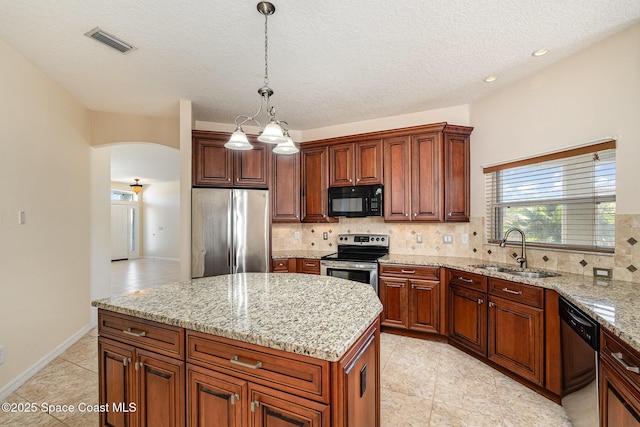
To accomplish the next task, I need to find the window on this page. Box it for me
[484,140,616,253]
[111,190,137,201]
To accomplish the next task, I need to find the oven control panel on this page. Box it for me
[337,234,389,247]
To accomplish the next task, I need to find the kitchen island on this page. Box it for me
[92,273,382,427]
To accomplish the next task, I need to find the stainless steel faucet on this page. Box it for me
[499,227,527,268]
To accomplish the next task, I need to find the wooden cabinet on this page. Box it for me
[270,258,320,274]
[383,124,472,222]
[99,309,380,427]
[447,270,488,357]
[271,152,300,222]
[193,131,270,188]
[329,140,382,187]
[98,311,186,427]
[600,329,640,426]
[447,271,546,387]
[297,258,321,275]
[379,264,442,335]
[300,146,336,223]
[271,258,296,273]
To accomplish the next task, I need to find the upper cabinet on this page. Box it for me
[272,152,301,222]
[383,123,472,222]
[192,130,270,188]
[329,140,383,187]
[300,146,337,223]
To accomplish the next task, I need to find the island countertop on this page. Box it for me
[91,272,382,362]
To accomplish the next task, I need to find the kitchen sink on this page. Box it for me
[472,264,560,279]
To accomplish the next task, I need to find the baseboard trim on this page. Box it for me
[0,322,97,401]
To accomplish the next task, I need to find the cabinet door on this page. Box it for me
[354,139,382,186]
[99,338,136,427]
[600,359,640,427]
[379,278,408,329]
[271,258,296,273]
[448,284,487,356]
[193,134,234,187]
[187,365,246,427]
[234,142,269,188]
[383,136,411,221]
[409,279,440,334]
[301,147,335,222]
[272,153,300,222]
[410,132,442,222]
[329,143,354,187]
[137,349,186,427]
[443,132,470,222]
[249,384,329,427]
[487,296,543,386]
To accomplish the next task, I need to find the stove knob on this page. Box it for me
[376,237,380,241]
[381,237,385,241]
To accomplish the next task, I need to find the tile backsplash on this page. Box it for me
[271,214,640,282]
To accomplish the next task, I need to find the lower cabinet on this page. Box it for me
[270,258,320,274]
[98,309,379,427]
[600,328,640,426]
[447,270,546,389]
[379,264,442,335]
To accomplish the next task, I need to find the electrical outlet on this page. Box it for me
[593,267,613,279]
[416,233,423,244]
[461,233,469,244]
[294,231,300,240]
[0,345,5,365]
[443,234,453,244]
[323,232,329,240]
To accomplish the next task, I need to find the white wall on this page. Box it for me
[141,181,181,259]
[470,23,640,216]
[0,39,93,395]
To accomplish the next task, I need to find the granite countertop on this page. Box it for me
[380,254,640,354]
[92,273,382,362]
[271,250,334,259]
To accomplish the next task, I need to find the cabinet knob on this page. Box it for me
[356,178,361,182]
[405,213,409,217]
[448,212,452,217]
[413,213,417,217]
[489,302,495,308]
[349,178,353,182]
[478,298,484,305]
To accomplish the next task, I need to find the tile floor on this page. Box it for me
[0,259,571,426]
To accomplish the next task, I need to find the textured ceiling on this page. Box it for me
[1,0,639,133]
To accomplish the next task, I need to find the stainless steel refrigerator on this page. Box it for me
[191,188,270,278]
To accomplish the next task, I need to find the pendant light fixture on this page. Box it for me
[225,2,298,155]
[130,178,143,194]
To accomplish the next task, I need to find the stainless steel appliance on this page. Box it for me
[191,188,269,278]
[320,234,389,293]
[560,296,600,427]
[327,184,383,217]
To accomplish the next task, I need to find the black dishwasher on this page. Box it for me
[560,296,600,427]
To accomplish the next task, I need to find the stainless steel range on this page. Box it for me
[320,234,389,293]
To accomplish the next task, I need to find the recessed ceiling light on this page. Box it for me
[484,76,498,83]
[532,48,549,57]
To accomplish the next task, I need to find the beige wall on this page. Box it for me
[90,111,180,149]
[0,39,93,394]
[470,23,640,216]
[141,181,181,259]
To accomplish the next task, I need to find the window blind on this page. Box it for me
[484,140,616,253]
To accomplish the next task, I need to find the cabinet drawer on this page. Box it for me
[272,258,292,272]
[298,258,321,275]
[98,310,185,359]
[186,331,330,403]
[447,269,487,292]
[601,329,640,393]
[488,278,543,308]
[379,264,439,280]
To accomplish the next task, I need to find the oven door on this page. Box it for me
[320,260,378,294]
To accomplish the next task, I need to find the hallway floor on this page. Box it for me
[0,259,571,426]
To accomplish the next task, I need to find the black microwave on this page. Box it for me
[328,184,383,217]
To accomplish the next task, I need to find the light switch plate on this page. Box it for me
[0,345,4,365]
[18,210,26,225]
[416,233,423,243]
[461,234,469,244]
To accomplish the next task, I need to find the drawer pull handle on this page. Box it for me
[501,287,523,295]
[306,263,317,267]
[612,352,640,374]
[401,270,415,274]
[230,355,263,370]
[122,327,146,337]
[457,277,473,283]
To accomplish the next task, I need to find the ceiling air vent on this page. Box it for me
[84,27,136,54]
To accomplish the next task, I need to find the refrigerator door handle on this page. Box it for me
[228,192,233,270]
